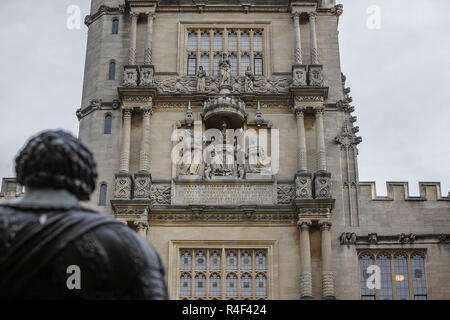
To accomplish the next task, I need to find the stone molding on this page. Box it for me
[340,232,450,246]
[85,4,126,27]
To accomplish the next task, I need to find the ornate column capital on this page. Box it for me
[123,107,133,117]
[141,106,153,117]
[133,220,149,231]
[130,11,140,19]
[292,12,301,20]
[319,220,332,231]
[294,106,306,117]
[297,219,312,231]
[145,12,156,20]
[308,11,317,19]
[314,106,324,115]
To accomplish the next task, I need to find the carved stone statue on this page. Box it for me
[244,66,255,92]
[0,130,168,299]
[176,130,193,175]
[196,66,207,92]
[218,53,231,86]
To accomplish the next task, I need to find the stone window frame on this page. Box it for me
[108,60,116,80]
[357,250,428,300]
[168,240,276,300]
[178,22,271,77]
[104,112,112,134]
[112,17,119,35]
[98,183,108,206]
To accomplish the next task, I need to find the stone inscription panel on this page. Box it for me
[173,183,275,205]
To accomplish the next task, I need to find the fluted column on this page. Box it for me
[295,106,307,172]
[134,221,149,239]
[129,12,139,65]
[298,220,313,299]
[292,12,303,64]
[144,13,155,65]
[319,221,335,299]
[119,108,132,173]
[139,105,153,172]
[315,107,327,172]
[308,11,319,65]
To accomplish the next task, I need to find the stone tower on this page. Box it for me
[73,0,450,300]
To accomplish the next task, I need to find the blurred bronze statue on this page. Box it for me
[0,130,168,299]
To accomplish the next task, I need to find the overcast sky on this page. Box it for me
[0,0,448,196]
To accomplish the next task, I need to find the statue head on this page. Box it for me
[199,66,203,71]
[15,130,98,201]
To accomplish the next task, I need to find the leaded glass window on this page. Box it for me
[188,32,197,51]
[240,32,250,51]
[210,251,221,270]
[241,274,252,296]
[227,274,238,297]
[254,55,263,76]
[395,255,410,300]
[240,54,250,76]
[104,114,112,134]
[241,252,252,270]
[228,32,238,51]
[213,54,221,76]
[195,274,206,297]
[201,32,210,51]
[229,54,238,76]
[378,255,393,300]
[112,19,119,35]
[200,54,210,76]
[214,32,223,51]
[180,274,191,297]
[254,32,263,51]
[412,255,427,300]
[181,252,191,271]
[359,254,375,300]
[108,61,116,80]
[196,252,206,270]
[256,252,266,270]
[255,274,267,297]
[187,55,197,76]
[210,274,221,297]
[99,184,107,206]
[227,252,237,270]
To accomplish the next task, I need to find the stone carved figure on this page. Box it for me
[196,66,207,92]
[176,130,193,175]
[218,53,231,87]
[244,67,255,92]
[0,130,168,299]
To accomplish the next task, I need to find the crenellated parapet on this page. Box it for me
[359,181,450,202]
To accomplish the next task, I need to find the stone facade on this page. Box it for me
[2,0,449,300]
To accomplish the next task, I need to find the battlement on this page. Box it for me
[359,181,450,202]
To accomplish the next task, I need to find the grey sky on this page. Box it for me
[0,0,449,196]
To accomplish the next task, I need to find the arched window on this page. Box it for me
[213,32,223,51]
[254,32,263,51]
[180,274,191,296]
[359,254,375,300]
[378,255,393,300]
[99,184,107,206]
[226,274,237,296]
[241,252,252,270]
[411,254,427,300]
[201,32,210,51]
[256,252,266,270]
[104,114,112,134]
[210,251,221,270]
[181,252,192,271]
[196,251,206,270]
[188,32,197,51]
[394,254,410,300]
[255,274,267,296]
[200,54,210,76]
[108,61,116,80]
[213,54,221,76]
[210,274,221,297]
[227,252,237,270]
[240,54,250,76]
[112,19,119,34]
[254,55,263,76]
[187,54,197,76]
[228,32,237,51]
[241,274,252,296]
[240,32,250,51]
[229,54,237,76]
[195,274,206,297]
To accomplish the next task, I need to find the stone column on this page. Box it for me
[298,220,313,299]
[293,12,303,64]
[319,221,335,299]
[315,107,327,172]
[129,12,139,65]
[308,11,319,65]
[144,13,155,65]
[139,105,153,173]
[120,108,133,173]
[295,106,307,172]
[134,221,149,239]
